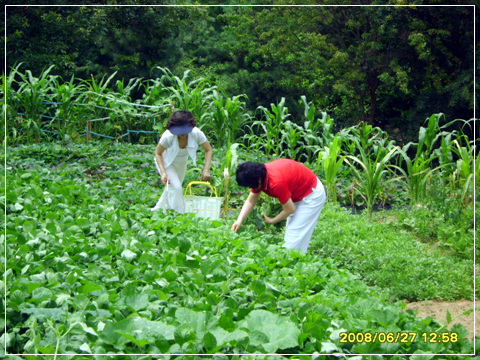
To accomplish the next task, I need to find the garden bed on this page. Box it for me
[4,142,476,356]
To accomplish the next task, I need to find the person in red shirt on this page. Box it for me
[231,159,326,253]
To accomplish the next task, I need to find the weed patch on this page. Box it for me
[311,205,474,302]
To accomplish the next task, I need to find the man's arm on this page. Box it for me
[263,198,295,224]
[231,191,261,232]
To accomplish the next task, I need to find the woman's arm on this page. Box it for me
[200,141,213,181]
[263,198,296,224]
[231,191,261,232]
[155,143,169,185]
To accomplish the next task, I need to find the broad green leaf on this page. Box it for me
[21,307,66,320]
[79,343,92,354]
[174,323,196,346]
[369,308,400,327]
[79,282,103,296]
[100,316,175,349]
[320,341,340,353]
[410,350,436,360]
[121,249,137,261]
[125,293,149,312]
[239,310,301,352]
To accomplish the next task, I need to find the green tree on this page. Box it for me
[179,3,475,130]
[5,4,194,83]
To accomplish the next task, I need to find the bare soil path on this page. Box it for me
[404,299,478,340]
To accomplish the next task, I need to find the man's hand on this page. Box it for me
[263,213,275,224]
[231,220,242,232]
[262,199,296,224]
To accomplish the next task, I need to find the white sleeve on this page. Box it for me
[194,128,207,145]
[159,131,173,148]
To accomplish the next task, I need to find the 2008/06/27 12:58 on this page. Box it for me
[339,331,459,344]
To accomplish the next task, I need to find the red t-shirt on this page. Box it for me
[252,159,318,204]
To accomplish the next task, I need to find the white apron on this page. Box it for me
[151,148,189,213]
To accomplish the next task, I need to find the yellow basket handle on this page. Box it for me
[184,181,217,197]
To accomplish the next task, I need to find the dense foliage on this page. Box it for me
[4,2,477,135]
[4,142,476,357]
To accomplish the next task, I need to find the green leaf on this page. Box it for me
[115,331,151,347]
[446,309,452,324]
[203,331,217,351]
[251,279,266,295]
[100,316,175,349]
[79,281,103,296]
[21,308,66,320]
[125,293,149,312]
[121,249,137,261]
[174,323,196,346]
[239,310,301,352]
[369,308,400,327]
[410,350,436,360]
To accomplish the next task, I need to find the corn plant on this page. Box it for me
[449,134,478,207]
[345,135,400,216]
[83,72,118,139]
[300,95,320,150]
[280,120,304,160]
[3,64,24,144]
[108,77,143,142]
[140,77,173,131]
[316,134,346,205]
[301,96,335,146]
[396,114,462,205]
[155,67,216,124]
[396,147,445,205]
[251,97,291,157]
[222,143,240,217]
[300,96,340,162]
[206,91,250,147]
[209,143,241,217]
[51,75,88,141]
[14,65,57,142]
[417,113,461,163]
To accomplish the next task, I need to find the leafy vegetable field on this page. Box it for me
[4,142,477,358]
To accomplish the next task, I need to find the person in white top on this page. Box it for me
[151,110,213,213]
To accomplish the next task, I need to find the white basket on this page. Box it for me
[184,182,223,220]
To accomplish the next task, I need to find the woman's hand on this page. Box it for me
[200,141,213,181]
[201,169,211,181]
[161,174,170,185]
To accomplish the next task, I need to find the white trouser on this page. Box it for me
[152,149,189,213]
[282,178,326,254]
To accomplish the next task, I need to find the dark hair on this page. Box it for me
[166,110,196,129]
[235,161,267,189]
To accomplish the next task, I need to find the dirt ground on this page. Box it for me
[403,299,478,340]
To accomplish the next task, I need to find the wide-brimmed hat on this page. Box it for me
[169,123,194,135]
